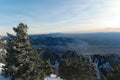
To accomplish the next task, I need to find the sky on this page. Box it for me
[0,0,120,35]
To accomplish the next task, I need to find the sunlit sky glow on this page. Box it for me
[0,0,120,35]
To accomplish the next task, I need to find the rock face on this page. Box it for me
[4,23,52,80]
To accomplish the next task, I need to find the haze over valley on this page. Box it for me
[30,32,120,55]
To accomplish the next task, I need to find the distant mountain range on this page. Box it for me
[29,32,120,55]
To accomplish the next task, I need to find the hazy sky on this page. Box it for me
[0,0,120,35]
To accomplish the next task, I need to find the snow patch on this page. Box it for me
[44,74,63,80]
[0,63,11,80]
[0,63,5,74]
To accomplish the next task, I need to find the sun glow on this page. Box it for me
[103,0,120,27]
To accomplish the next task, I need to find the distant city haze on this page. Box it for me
[0,0,120,35]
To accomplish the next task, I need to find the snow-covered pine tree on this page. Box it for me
[4,23,51,80]
[59,55,105,80]
[107,65,120,80]
[0,36,7,63]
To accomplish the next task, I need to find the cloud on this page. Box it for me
[105,27,120,30]
[0,0,120,35]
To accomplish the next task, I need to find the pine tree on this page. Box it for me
[107,65,120,80]
[4,23,51,80]
[59,55,105,80]
[0,36,7,63]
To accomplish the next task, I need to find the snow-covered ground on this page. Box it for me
[44,74,63,80]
